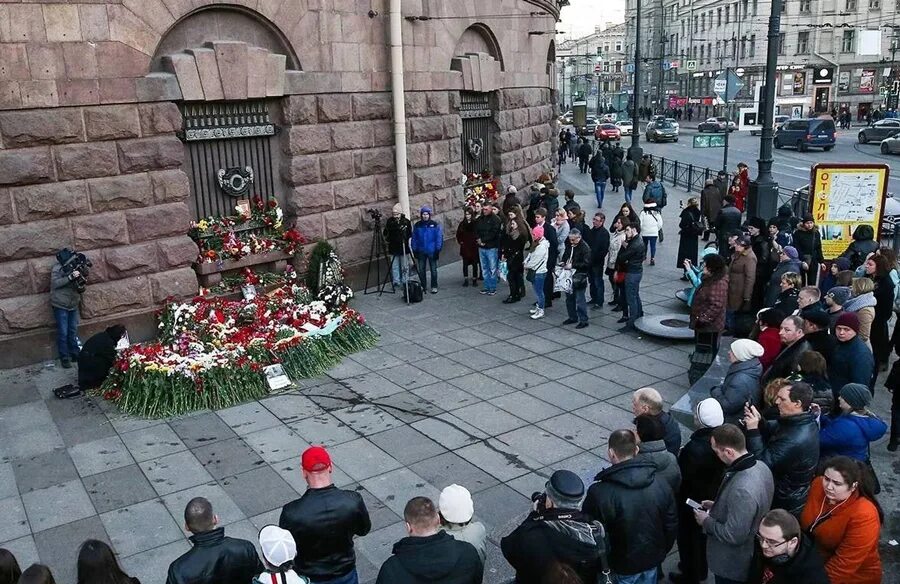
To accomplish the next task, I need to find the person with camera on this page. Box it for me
[500,470,605,584]
[383,204,413,291]
[50,248,90,368]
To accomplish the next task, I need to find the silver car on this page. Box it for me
[880,132,900,154]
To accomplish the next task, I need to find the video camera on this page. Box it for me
[57,248,92,293]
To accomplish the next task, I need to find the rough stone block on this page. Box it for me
[135,73,182,103]
[331,231,372,265]
[333,176,376,208]
[330,122,373,150]
[324,207,361,238]
[0,219,72,261]
[374,173,397,201]
[0,109,84,148]
[0,260,34,299]
[412,167,447,194]
[84,105,141,140]
[88,173,154,211]
[319,152,355,182]
[57,79,101,107]
[247,47,269,99]
[211,41,248,101]
[156,236,198,270]
[286,183,333,217]
[99,78,137,105]
[81,275,151,319]
[149,267,198,304]
[0,295,53,333]
[150,169,190,203]
[354,147,394,176]
[317,95,352,122]
[281,125,330,155]
[281,155,321,187]
[432,188,460,214]
[138,102,182,136]
[5,5,46,43]
[512,108,528,129]
[448,140,462,163]
[372,120,393,146]
[443,116,461,138]
[408,117,444,143]
[79,5,110,42]
[20,80,59,108]
[428,142,450,166]
[104,242,159,279]
[0,148,54,187]
[0,190,13,225]
[281,95,317,125]
[404,92,426,117]
[117,136,184,173]
[351,93,391,121]
[28,43,65,81]
[125,202,191,242]
[11,181,89,221]
[62,43,97,79]
[186,47,224,102]
[162,53,204,102]
[0,45,30,81]
[72,212,129,249]
[406,143,428,168]
[43,4,82,42]
[265,53,286,97]
[55,142,120,181]
[107,5,156,56]
[95,42,150,79]
[426,92,450,116]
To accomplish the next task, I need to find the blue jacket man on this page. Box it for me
[411,206,443,293]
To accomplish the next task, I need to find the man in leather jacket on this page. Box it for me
[279,447,371,584]
[617,222,646,332]
[501,470,604,584]
[561,229,592,329]
[743,382,820,516]
[166,497,263,584]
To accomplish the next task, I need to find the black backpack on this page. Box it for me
[405,279,423,303]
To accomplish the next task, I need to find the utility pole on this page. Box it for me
[628,0,644,164]
[723,16,743,172]
[657,33,666,114]
[749,0,783,220]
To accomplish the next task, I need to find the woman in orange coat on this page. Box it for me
[800,456,883,584]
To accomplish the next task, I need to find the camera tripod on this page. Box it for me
[364,213,394,296]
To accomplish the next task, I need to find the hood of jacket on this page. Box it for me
[843,291,877,312]
[593,457,657,488]
[729,357,762,375]
[846,413,889,440]
[390,531,470,579]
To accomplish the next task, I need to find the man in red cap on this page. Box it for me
[279,446,371,584]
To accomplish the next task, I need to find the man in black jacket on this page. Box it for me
[746,509,830,584]
[743,382,820,516]
[589,151,610,208]
[791,214,824,286]
[582,430,677,583]
[383,204,413,289]
[77,324,126,389]
[561,229,592,329]
[715,195,742,250]
[631,387,682,455]
[166,497,263,584]
[376,496,481,584]
[279,446,371,584]
[587,212,610,309]
[534,208,557,308]
[617,222,646,331]
[502,470,603,584]
[761,316,812,386]
[801,310,836,363]
[474,202,504,296]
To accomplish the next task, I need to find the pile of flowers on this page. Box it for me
[189,197,306,263]
[463,171,500,207]
[98,281,377,418]
[203,266,298,296]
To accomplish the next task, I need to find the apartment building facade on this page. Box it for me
[557,23,629,113]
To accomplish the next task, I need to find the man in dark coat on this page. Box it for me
[561,229,592,328]
[577,138,593,174]
[77,325,126,389]
[715,195,742,250]
[743,382,820,516]
[700,179,722,241]
[383,205,413,288]
[502,471,603,584]
[377,497,482,584]
[582,430,677,583]
[746,510,830,584]
[167,498,264,584]
[632,387,682,455]
[713,170,729,202]
[828,312,875,399]
[791,214,824,286]
[589,152,610,208]
[501,185,522,216]
[617,223,646,331]
[801,310,836,363]
[587,211,610,309]
[761,316,811,386]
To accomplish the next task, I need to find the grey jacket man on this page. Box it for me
[702,452,774,582]
[636,439,681,495]
[50,263,81,310]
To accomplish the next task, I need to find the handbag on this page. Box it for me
[554,266,573,293]
[614,270,625,285]
[658,228,664,243]
[498,259,508,282]
[526,268,536,283]
[572,272,588,290]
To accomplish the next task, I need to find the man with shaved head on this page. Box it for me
[632,387,682,455]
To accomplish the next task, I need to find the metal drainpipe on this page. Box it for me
[390,0,411,217]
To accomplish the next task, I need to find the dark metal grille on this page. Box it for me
[178,101,278,220]
[460,92,494,175]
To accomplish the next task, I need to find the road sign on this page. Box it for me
[714,69,744,102]
[595,64,602,73]
[625,63,635,74]
[662,61,672,71]
[693,135,726,148]
[686,60,698,71]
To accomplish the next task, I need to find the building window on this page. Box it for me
[743,0,749,15]
[842,29,855,52]
[725,5,730,21]
[718,7,722,25]
[707,42,712,62]
[741,37,747,58]
[800,0,811,10]
[846,0,857,9]
[603,62,610,72]
[753,0,758,14]
[701,13,706,30]
[615,61,622,73]
[732,39,737,58]
[778,32,786,55]
[700,44,705,61]
[870,0,881,8]
[716,40,721,57]
[797,31,810,53]
[597,47,602,55]
[616,42,622,51]
[750,34,756,57]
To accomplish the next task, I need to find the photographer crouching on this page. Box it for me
[500,470,609,584]
[50,248,91,368]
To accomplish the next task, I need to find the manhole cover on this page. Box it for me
[660,318,690,328]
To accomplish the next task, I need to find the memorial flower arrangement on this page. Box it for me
[98,278,376,418]
[189,197,306,263]
[463,171,500,207]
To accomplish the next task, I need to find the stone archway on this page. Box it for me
[450,23,504,93]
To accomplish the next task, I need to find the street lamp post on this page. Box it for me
[628,0,643,164]
[749,0,783,220]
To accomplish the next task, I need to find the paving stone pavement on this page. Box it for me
[1,166,897,583]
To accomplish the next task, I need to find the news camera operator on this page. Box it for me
[50,248,91,368]
[500,470,607,584]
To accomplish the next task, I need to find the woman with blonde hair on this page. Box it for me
[845,277,876,347]
[772,271,801,315]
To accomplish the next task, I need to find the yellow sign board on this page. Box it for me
[810,164,890,260]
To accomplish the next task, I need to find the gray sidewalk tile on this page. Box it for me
[481,364,547,391]
[327,438,402,482]
[249,509,282,530]
[505,335,567,355]
[120,424,187,463]
[558,371,628,400]
[368,426,447,466]
[373,391,443,423]
[411,382,480,411]
[351,485,402,532]
[409,452,499,494]
[449,372,518,400]
[33,516,110,584]
[192,437,265,480]
[449,402,528,436]
[169,412,238,448]
[376,364,440,389]
[303,382,363,411]
[0,401,64,459]
[333,404,404,436]
[0,384,41,408]
[340,372,406,400]
[360,467,440,516]
[105,412,166,435]
[544,347,606,371]
[68,436,134,478]
[356,521,406,569]
[536,413,610,451]
[12,448,79,493]
[288,413,361,447]
[0,535,39,570]
[619,354,686,380]
[83,465,157,514]
[119,538,190,583]
[548,451,608,485]
[242,425,308,465]
[140,450,214,496]
[506,471,552,498]
[514,355,577,381]
[348,348,406,372]
[161,482,246,529]
[380,341,437,361]
[258,393,325,424]
[22,480,96,532]
[326,359,371,380]
[413,334,469,355]
[445,348,507,370]
[487,392,565,424]
[409,413,487,450]
[522,383,597,410]
[219,466,299,517]
[0,496,30,541]
[575,402,636,432]
[478,321,531,341]
[217,403,282,436]
[414,356,473,380]
[455,439,543,482]
[443,328,496,347]
[484,541,516,584]
[0,462,17,500]
[471,483,530,541]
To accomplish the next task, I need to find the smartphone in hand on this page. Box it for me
[686,498,704,510]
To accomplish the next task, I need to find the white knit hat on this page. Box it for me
[259,525,296,568]
[730,339,764,362]
[439,484,474,524]
[695,398,724,428]
[507,185,518,194]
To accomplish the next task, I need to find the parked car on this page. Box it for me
[665,118,680,132]
[601,113,618,122]
[595,123,622,141]
[616,120,634,136]
[646,120,679,142]
[773,118,836,151]
[560,111,574,124]
[750,115,789,136]
[880,133,900,154]
[698,117,736,132]
[583,116,599,135]
[858,119,900,144]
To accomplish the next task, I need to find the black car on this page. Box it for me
[858,119,900,144]
[774,118,836,152]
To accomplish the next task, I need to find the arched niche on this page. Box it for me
[452,23,505,71]
[451,23,504,93]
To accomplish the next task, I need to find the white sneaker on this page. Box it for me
[530,309,544,319]
[529,307,538,314]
